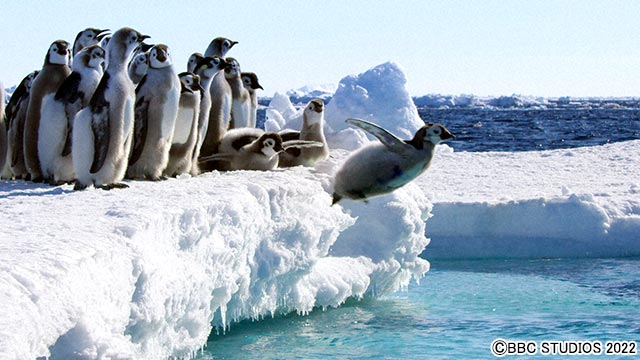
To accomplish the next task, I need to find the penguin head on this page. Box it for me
[206,37,238,57]
[258,133,284,158]
[132,52,149,71]
[421,123,455,145]
[74,45,105,71]
[108,27,149,62]
[178,72,204,94]
[149,44,173,69]
[224,57,241,77]
[195,56,227,78]
[46,40,71,66]
[303,99,324,125]
[74,28,110,54]
[241,72,263,90]
[187,52,203,73]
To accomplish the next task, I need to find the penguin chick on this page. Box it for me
[332,118,454,205]
[191,56,227,174]
[200,56,232,159]
[225,58,251,129]
[278,99,329,168]
[24,40,72,182]
[128,51,149,85]
[164,72,202,177]
[241,72,263,128]
[7,70,39,179]
[72,27,149,190]
[204,37,238,58]
[199,128,322,171]
[126,44,180,181]
[72,27,110,56]
[187,52,203,73]
[39,45,105,185]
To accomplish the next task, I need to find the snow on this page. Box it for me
[1,61,639,359]
[419,141,640,259]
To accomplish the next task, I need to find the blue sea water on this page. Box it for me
[202,107,640,359]
[197,258,639,359]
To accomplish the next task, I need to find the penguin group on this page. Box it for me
[0,26,331,191]
[2,26,455,204]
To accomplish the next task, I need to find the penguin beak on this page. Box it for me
[139,35,151,42]
[256,83,264,90]
[440,129,455,140]
[274,143,284,153]
[156,50,167,63]
[96,29,111,41]
[230,41,239,47]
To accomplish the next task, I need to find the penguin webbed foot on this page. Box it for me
[73,182,88,191]
[97,183,129,190]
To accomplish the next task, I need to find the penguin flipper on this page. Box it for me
[231,134,259,151]
[90,109,110,174]
[346,118,408,152]
[55,72,82,104]
[129,97,149,166]
[61,119,73,157]
[282,140,323,150]
[279,130,300,142]
[198,153,233,163]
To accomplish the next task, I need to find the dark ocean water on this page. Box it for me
[419,108,640,152]
[257,107,640,152]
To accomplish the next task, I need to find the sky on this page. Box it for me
[2,0,640,97]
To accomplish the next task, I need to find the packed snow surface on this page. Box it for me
[2,61,639,359]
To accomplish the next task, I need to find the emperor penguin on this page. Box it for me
[164,72,202,177]
[331,118,454,205]
[128,51,149,85]
[200,57,232,158]
[241,72,263,128]
[198,37,236,158]
[72,28,110,56]
[191,56,227,175]
[224,58,251,129]
[7,71,39,179]
[126,44,180,180]
[24,40,72,182]
[204,37,238,58]
[278,99,330,168]
[38,45,105,185]
[199,128,322,171]
[186,52,203,73]
[72,27,149,190]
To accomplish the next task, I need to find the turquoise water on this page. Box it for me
[197,258,639,359]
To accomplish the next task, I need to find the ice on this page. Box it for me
[1,61,639,359]
[0,165,429,359]
[418,140,640,259]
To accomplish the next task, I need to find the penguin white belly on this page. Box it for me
[334,144,416,199]
[97,95,135,185]
[173,109,195,144]
[160,90,179,140]
[72,108,95,186]
[231,101,248,128]
[38,94,67,178]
